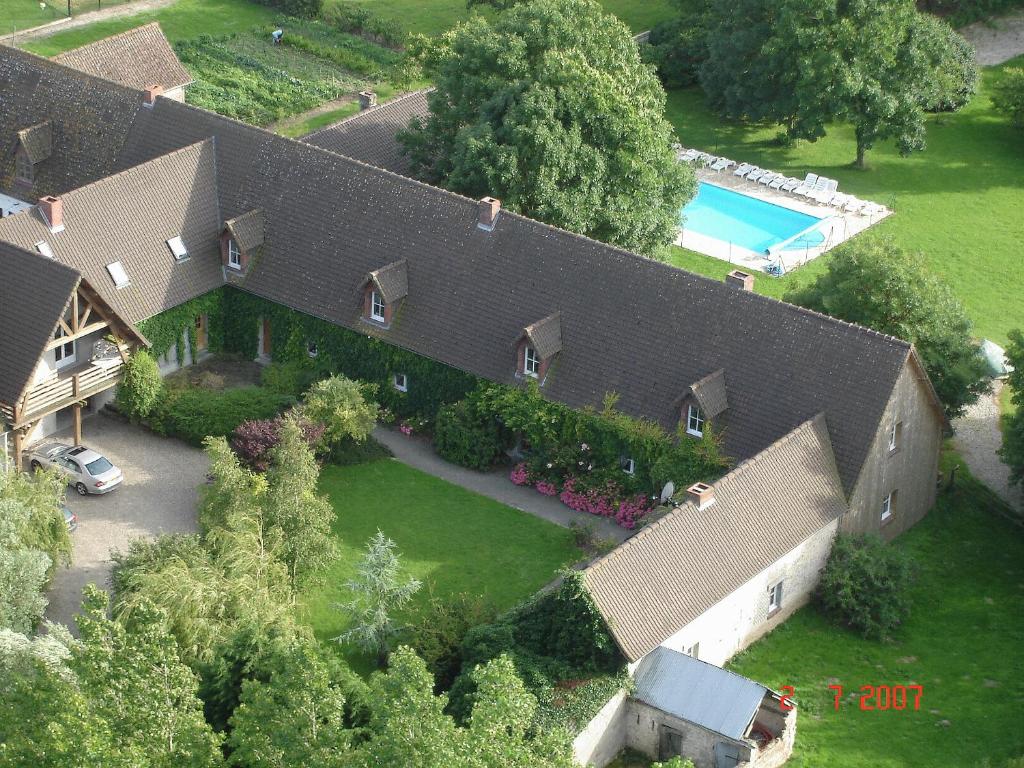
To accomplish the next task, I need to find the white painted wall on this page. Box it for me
[573,689,629,767]
[646,519,839,669]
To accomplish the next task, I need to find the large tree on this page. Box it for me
[700,0,960,167]
[0,500,51,633]
[785,236,989,419]
[998,329,1024,488]
[399,0,695,258]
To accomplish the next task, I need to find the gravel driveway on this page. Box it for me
[38,415,207,630]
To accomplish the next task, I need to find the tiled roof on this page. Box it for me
[584,415,846,661]
[0,241,79,405]
[17,121,52,164]
[0,49,930,496]
[301,88,432,175]
[224,208,264,253]
[0,141,222,324]
[522,312,562,359]
[367,260,408,304]
[1,43,145,196]
[53,22,192,92]
[689,368,728,418]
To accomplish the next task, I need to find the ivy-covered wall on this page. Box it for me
[137,289,226,366]
[220,288,480,421]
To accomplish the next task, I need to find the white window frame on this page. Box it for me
[370,290,386,322]
[106,260,130,289]
[881,491,895,522]
[53,326,76,368]
[15,151,33,184]
[393,373,408,392]
[888,421,902,452]
[686,404,704,437]
[683,642,699,659]
[768,581,784,614]
[227,239,242,269]
[523,345,540,378]
[167,235,188,262]
[622,457,636,475]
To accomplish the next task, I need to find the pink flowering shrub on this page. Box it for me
[510,463,530,486]
[557,477,653,529]
[399,423,413,436]
[535,480,558,496]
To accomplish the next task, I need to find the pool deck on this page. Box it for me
[677,166,891,275]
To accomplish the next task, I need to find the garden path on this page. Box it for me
[372,427,632,544]
[960,10,1024,65]
[952,380,1022,511]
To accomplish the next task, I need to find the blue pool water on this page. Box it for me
[681,182,824,253]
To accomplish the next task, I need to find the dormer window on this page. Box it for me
[370,290,386,322]
[227,239,241,269]
[15,151,33,184]
[686,404,704,437]
[523,346,540,378]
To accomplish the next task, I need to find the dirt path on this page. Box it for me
[271,96,358,137]
[952,380,1022,511]
[1,0,175,44]
[960,10,1024,65]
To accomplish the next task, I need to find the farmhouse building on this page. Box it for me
[0,38,947,766]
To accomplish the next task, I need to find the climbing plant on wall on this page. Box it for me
[136,290,225,365]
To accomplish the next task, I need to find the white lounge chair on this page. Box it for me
[827,193,852,208]
[843,197,867,214]
[710,157,735,172]
[738,165,760,179]
[810,179,839,204]
[860,202,884,217]
[677,148,699,163]
[792,173,819,196]
[696,152,716,167]
[733,162,754,176]
[746,168,767,182]
[758,171,781,186]
[779,177,801,192]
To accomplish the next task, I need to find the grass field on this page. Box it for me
[727,452,1024,768]
[302,458,580,674]
[322,0,674,36]
[666,57,1024,346]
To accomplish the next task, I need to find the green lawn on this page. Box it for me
[665,58,1024,346]
[20,0,279,56]
[324,0,673,36]
[302,458,580,674]
[727,452,1024,768]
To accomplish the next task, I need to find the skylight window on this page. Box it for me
[106,260,130,288]
[167,235,188,261]
[34,240,55,259]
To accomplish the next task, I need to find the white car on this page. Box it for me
[28,443,124,495]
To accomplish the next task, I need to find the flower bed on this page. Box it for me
[511,460,655,530]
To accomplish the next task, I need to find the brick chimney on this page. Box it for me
[143,84,164,107]
[478,196,501,231]
[358,90,377,110]
[686,482,715,510]
[38,195,63,232]
[726,269,754,291]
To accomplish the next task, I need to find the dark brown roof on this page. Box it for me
[0,241,79,405]
[585,415,847,662]
[301,88,431,175]
[224,209,264,253]
[0,140,222,324]
[0,49,936,496]
[17,121,52,163]
[689,368,728,418]
[521,312,562,359]
[53,22,192,92]
[367,260,408,304]
[0,43,146,196]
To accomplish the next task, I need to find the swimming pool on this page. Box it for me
[680,182,825,253]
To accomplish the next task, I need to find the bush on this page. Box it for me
[405,590,498,692]
[322,1,405,47]
[817,534,915,639]
[231,415,326,471]
[433,400,505,470]
[993,68,1024,129]
[326,435,393,465]
[253,0,322,19]
[642,12,710,89]
[116,350,163,420]
[260,360,320,397]
[300,374,378,448]
[151,386,295,445]
[998,329,1024,487]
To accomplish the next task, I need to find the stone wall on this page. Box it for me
[572,689,628,768]
[625,699,751,768]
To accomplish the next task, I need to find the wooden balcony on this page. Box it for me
[17,358,124,427]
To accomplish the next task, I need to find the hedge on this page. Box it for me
[150,386,295,446]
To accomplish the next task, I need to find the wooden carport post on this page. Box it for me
[11,429,24,472]
[73,403,83,446]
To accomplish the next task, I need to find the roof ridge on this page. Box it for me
[303,87,435,137]
[586,414,828,576]
[53,20,163,56]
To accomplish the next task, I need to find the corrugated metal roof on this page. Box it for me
[633,647,766,739]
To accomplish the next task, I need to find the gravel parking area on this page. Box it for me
[38,415,207,630]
